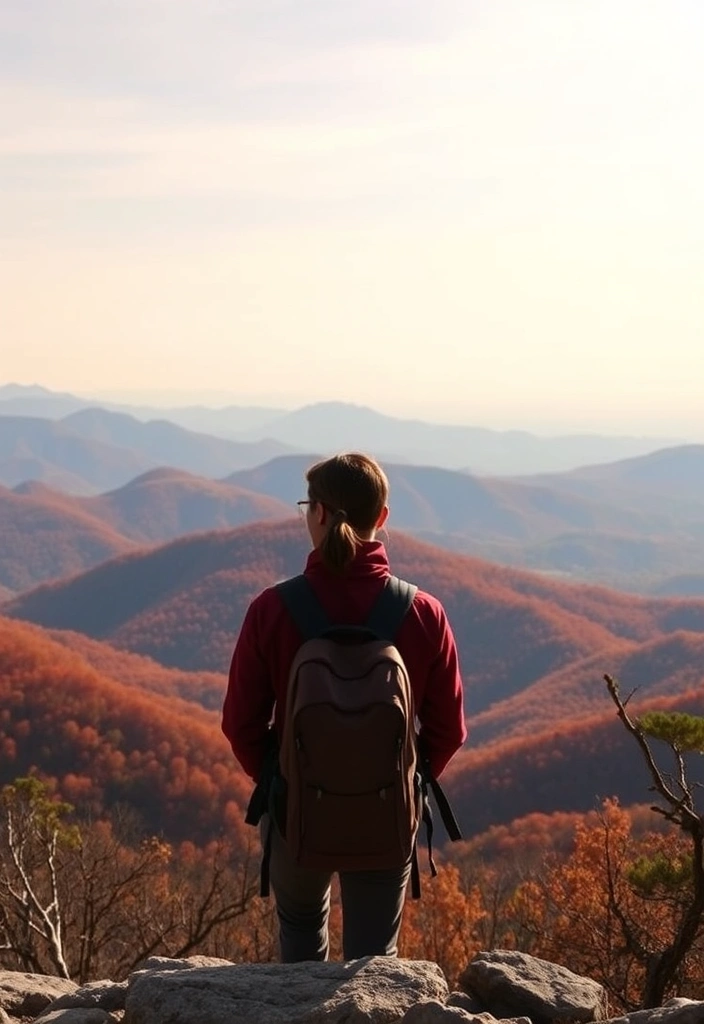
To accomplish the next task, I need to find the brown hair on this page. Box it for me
[306,452,389,573]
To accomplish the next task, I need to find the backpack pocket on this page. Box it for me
[300,777,410,864]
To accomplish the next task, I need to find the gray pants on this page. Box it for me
[263,818,412,962]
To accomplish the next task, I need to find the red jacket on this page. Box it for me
[222,541,467,781]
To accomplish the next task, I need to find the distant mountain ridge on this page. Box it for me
[0,409,296,493]
[0,383,679,475]
[4,446,704,596]
[230,452,704,592]
[521,444,704,508]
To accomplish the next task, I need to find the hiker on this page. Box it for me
[222,451,466,962]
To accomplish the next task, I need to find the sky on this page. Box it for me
[2,0,703,436]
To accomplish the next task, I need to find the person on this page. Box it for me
[222,451,466,962]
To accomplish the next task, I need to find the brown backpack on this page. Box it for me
[276,574,420,875]
[245,574,462,898]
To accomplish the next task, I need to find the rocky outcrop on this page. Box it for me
[127,955,447,1023]
[34,980,128,1021]
[605,1000,704,1024]
[0,950,702,1024]
[0,974,76,1021]
[459,950,610,1023]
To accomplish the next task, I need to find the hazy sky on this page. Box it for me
[2,1,703,435]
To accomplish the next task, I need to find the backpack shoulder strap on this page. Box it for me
[275,574,331,641]
[364,575,418,641]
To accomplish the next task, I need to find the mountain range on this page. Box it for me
[0,410,294,493]
[2,383,704,849]
[0,383,680,475]
[3,443,704,596]
[3,521,704,842]
[6,520,704,708]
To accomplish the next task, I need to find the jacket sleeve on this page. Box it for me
[416,605,467,779]
[221,596,276,781]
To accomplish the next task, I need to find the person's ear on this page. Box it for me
[376,505,389,529]
[314,501,327,527]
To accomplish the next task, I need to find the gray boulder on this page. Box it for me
[401,1001,534,1023]
[125,956,449,1024]
[605,998,704,1024]
[401,1000,477,1021]
[32,1011,118,1024]
[445,996,488,1015]
[460,950,609,1024]
[36,980,127,1015]
[133,955,232,973]
[0,972,76,1019]
[446,993,531,1022]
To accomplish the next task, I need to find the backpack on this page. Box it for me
[245,573,462,899]
[276,573,421,876]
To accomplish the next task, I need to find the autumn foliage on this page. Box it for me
[0,616,251,845]
[3,519,704,1001]
[504,800,704,1008]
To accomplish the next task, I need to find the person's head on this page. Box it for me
[302,452,389,573]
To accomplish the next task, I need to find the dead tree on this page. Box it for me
[604,674,704,1007]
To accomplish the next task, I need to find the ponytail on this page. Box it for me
[319,509,358,574]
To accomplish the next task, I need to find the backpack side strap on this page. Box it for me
[365,575,418,639]
[276,574,332,641]
[418,748,463,842]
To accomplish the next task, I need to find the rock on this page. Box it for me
[400,1000,477,1021]
[460,950,609,1024]
[33,1011,118,1024]
[445,995,530,1024]
[605,997,704,1024]
[445,995,486,1014]
[125,956,449,1024]
[0,972,76,1019]
[36,980,127,1015]
[402,1000,534,1024]
[133,955,232,974]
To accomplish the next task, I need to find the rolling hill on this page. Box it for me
[0,483,137,593]
[516,444,704,512]
[44,625,227,711]
[236,401,679,474]
[0,616,248,844]
[226,454,677,540]
[650,573,704,598]
[227,452,704,593]
[5,446,704,599]
[2,610,703,846]
[6,521,704,719]
[444,678,704,838]
[75,468,292,544]
[467,629,704,747]
[0,411,296,493]
[0,471,290,593]
[0,415,153,492]
[62,408,294,478]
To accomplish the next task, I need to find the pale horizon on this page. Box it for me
[1,378,698,442]
[3,1,703,439]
